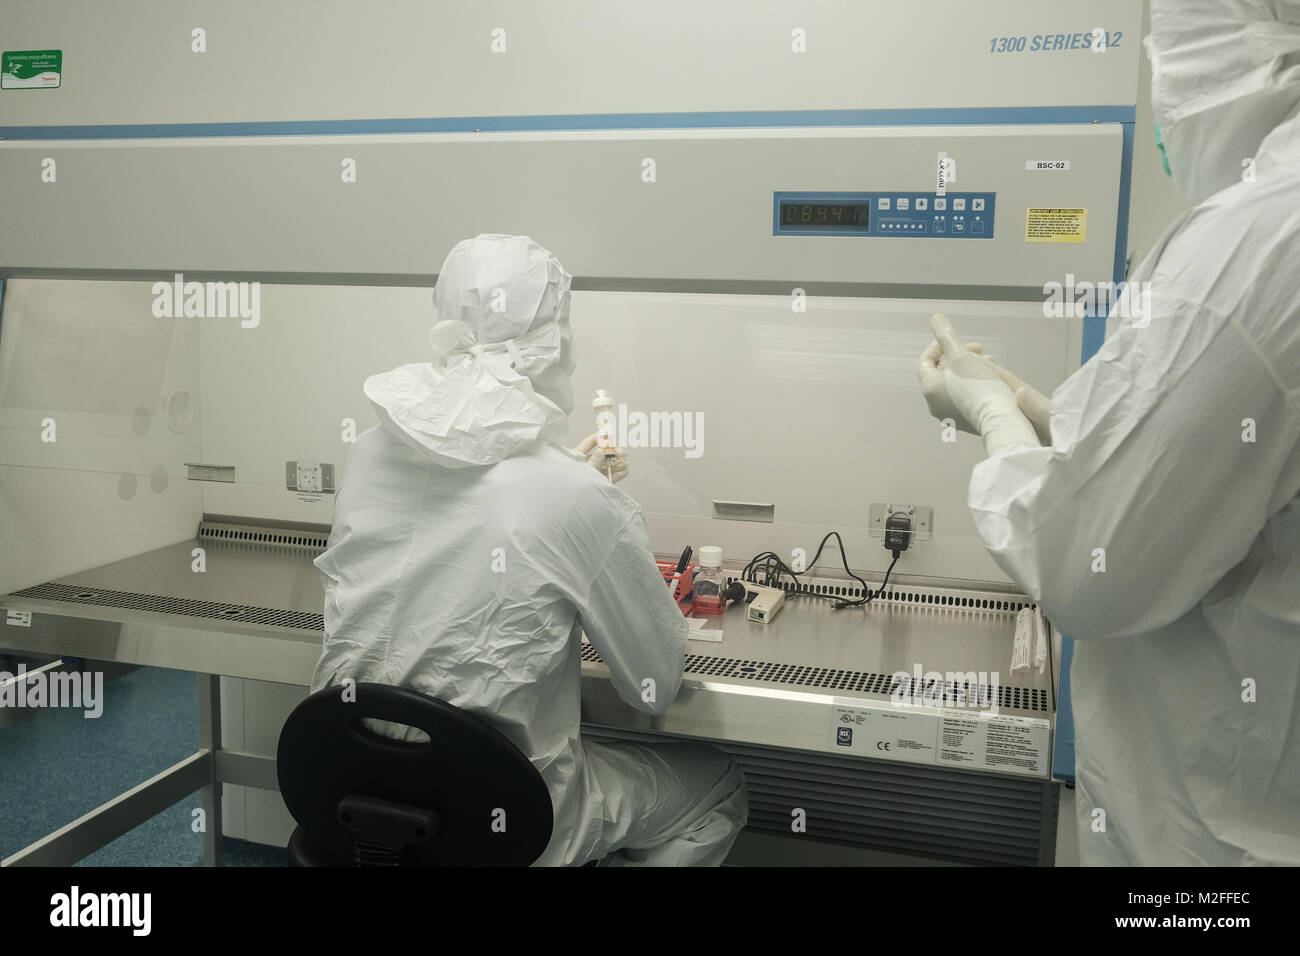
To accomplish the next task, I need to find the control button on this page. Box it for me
[972,221,985,234]
[972,198,985,211]
[896,198,909,210]
[878,198,890,210]
[952,222,965,233]
[915,198,927,210]
[953,198,966,211]
[934,197,946,210]
[934,221,946,233]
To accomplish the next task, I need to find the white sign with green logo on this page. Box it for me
[2,50,63,90]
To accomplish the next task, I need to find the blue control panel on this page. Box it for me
[773,191,996,238]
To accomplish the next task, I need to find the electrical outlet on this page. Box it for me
[286,461,335,494]
[868,503,933,542]
[297,461,321,492]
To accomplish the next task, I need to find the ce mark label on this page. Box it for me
[835,725,894,751]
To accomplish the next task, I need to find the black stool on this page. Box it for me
[276,682,553,866]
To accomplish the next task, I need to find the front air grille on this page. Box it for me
[198,517,330,551]
[728,575,1030,613]
[10,582,324,631]
[580,642,1049,712]
[583,725,1057,866]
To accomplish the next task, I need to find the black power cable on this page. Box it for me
[741,532,902,610]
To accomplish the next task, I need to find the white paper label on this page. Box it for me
[1011,606,1032,672]
[1025,159,1071,170]
[686,617,724,643]
[831,702,938,765]
[937,712,1050,775]
[6,610,32,628]
[832,698,1050,777]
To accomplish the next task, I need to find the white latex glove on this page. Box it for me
[984,359,1052,445]
[576,433,629,483]
[918,339,995,434]
[923,314,1040,457]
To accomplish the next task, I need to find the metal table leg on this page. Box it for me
[197,674,224,867]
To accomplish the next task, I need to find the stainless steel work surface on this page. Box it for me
[34,539,329,620]
[1,539,324,684]
[1,539,1054,776]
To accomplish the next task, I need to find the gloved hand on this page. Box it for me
[984,359,1052,445]
[919,314,1041,457]
[918,338,996,434]
[576,433,629,483]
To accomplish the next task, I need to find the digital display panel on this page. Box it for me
[780,202,871,229]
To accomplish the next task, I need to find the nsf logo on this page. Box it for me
[836,727,853,747]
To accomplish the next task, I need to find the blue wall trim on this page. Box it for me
[0,105,1136,140]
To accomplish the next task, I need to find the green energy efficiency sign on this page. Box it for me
[2,50,63,90]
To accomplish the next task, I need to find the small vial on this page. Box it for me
[693,546,725,615]
[592,389,617,480]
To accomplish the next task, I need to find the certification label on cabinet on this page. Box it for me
[936,712,1050,775]
[2,50,62,90]
[6,610,33,627]
[830,702,938,765]
[831,698,1050,777]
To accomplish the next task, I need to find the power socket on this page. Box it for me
[286,460,336,494]
[869,503,933,547]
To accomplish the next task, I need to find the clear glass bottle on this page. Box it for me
[693,546,725,615]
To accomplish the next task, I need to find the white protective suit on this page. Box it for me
[312,235,747,866]
[968,0,1300,864]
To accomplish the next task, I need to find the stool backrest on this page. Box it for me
[277,682,553,865]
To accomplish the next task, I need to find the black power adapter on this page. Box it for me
[884,511,913,553]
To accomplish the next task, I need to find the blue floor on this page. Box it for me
[0,664,283,866]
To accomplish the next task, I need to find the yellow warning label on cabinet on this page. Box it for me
[1026,208,1087,243]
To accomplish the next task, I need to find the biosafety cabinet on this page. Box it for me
[0,1,1141,865]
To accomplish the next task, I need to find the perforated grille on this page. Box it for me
[11,582,324,631]
[197,518,330,551]
[580,642,1049,712]
[728,575,1030,613]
